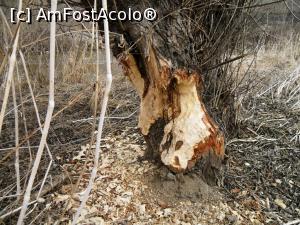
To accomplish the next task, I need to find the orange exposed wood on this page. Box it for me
[119,54,144,97]
[119,43,225,173]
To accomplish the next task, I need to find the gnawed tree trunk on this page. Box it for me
[120,52,224,173]
[77,0,250,175]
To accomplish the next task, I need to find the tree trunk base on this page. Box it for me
[119,47,224,174]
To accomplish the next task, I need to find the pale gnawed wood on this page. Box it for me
[120,47,170,136]
[138,46,168,135]
[120,54,144,97]
[160,70,224,172]
[77,0,251,175]
[119,44,224,173]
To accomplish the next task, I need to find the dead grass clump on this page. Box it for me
[59,41,95,84]
[258,27,300,69]
[224,64,300,224]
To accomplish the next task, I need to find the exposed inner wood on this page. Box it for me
[119,44,224,173]
[120,46,170,135]
[119,54,144,97]
[77,0,245,175]
[160,70,224,172]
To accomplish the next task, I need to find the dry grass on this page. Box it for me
[221,23,300,224]
[224,65,299,224]
[0,1,299,224]
[0,7,134,222]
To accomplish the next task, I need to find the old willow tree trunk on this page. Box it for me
[79,0,250,175]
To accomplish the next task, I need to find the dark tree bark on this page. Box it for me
[77,0,251,175]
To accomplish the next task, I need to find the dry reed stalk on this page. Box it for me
[0,1,22,136]
[20,52,54,200]
[89,21,101,113]
[71,4,99,201]
[19,52,55,196]
[16,65,34,191]
[12,76,21,201]
[90,21,95,57]
[0,6,54,199]
[17,0,57,224]
[0,86,88,165]
[0,200,37,220]
[0,0,22,211]
[94,5,102,125]
[16,65,32,162]
[89,0,98,57]
[0,20,21,77]
[72,0,112,223]
[36,152,53,199]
